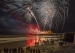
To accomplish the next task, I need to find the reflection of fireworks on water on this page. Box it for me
[26,35,41,46]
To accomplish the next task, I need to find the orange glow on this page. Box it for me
[38,30,53,34]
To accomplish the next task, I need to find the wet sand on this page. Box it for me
[0,35,26,49]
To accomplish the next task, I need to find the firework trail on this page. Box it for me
[52,0,69,32]
[27,7,40,30]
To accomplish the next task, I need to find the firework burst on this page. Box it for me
[32,0,69,32]
[33,0,56,30]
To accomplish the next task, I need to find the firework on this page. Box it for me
[33,0,56,30]
[32,0,69,32]
[6,0,69,33]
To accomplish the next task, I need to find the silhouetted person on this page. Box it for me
[41,40,44,45]
[18,47,22,53]
[59,39,64,46]
[47,39,49,45]
[9,49,11,53]
[21,47,24,53]
[38,49,40,53]
[12,48,17,53]
[26,46,30,51]
[63,39,66,45]
[33,49,35,53]
[30,49,32,53]
[35,42,39,46]
[4,48,8,53]
[51,39,54,45]
[64,41,66,45]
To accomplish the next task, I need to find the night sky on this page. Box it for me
[61,0,75,33]
[0,0,75,34]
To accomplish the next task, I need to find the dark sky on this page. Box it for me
[61,0,75,33]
